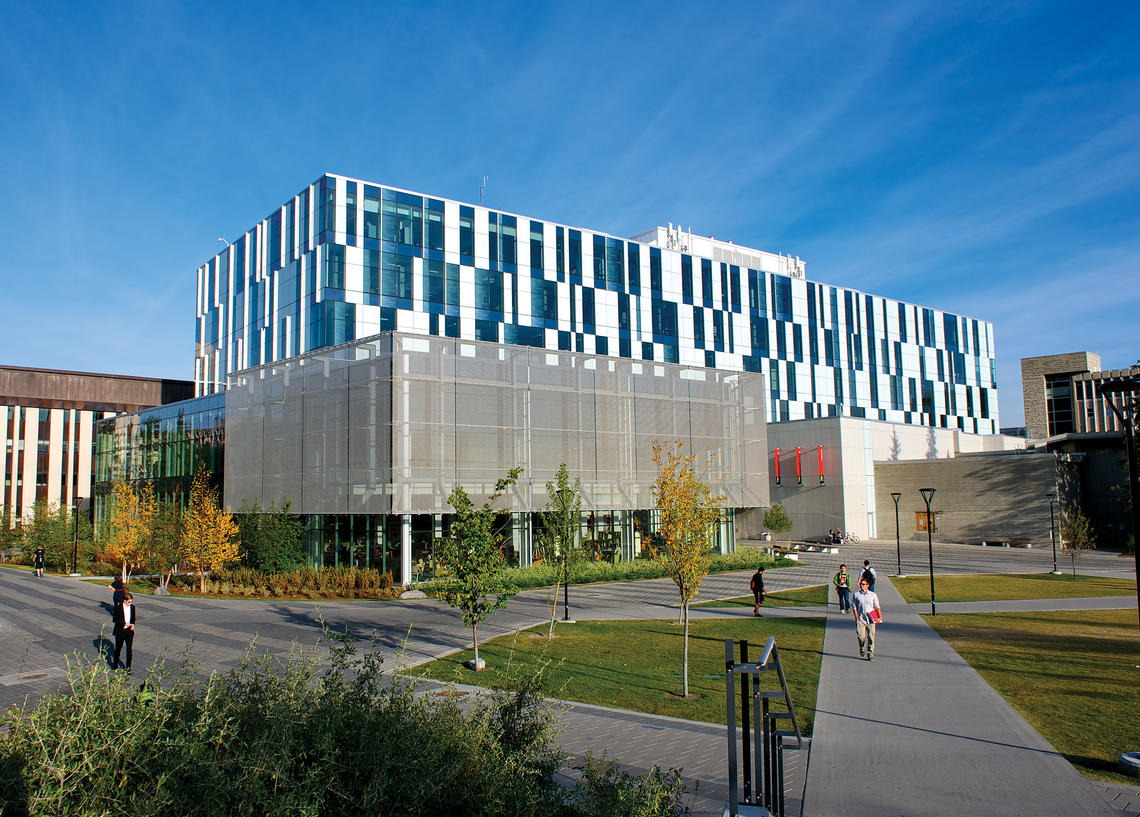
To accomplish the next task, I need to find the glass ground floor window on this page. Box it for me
[300,508,737,585]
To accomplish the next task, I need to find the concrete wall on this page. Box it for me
[873,452,1058,544]
[1020,352,1099,440]
[755,417,1028,542]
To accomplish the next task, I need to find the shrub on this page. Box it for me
[0,632,689,817]
[169,566,399,600]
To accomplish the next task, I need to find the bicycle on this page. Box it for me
[841,531,860,545]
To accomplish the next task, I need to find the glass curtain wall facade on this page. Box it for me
[223,332,767,583]
[93,394,225,527]
[196,174,1000,434]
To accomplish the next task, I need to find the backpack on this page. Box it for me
[861,566,874,585]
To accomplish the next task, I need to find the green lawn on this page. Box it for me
[925,609,1140,783]
[404,616,825,735]
[694,584,830,608]
[894,573,1136,604]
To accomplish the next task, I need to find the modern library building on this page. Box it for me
[95,173,1002,583]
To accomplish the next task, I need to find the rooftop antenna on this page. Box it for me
[479,176,487,206]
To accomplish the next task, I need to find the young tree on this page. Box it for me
[434,468,523,670]
[23,501,71,573]
[536,463,583,637]
[181,466,239,592]
[106,480,156,583]
[652,440,724,698]
[147,498,184,593]
[236,498,306,572]
[1060,503,1095,577]
[762,502,793,542]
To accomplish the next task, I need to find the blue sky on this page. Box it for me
[1,0,1137,425]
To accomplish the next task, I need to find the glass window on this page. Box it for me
[582,287,595,328]
[364,249,380,295]
[530,221,544,270]
[943,313,959,351]
[730,265,741,312]
[344,182,357,240]
[324,244,345,289]
[501,215,516,266]
[774,276,792,321]
[720,263,729,310]
[475,319,498,342]
[320,177,336,235]
[381,252,414,300]
[627,242,640,292]
[618,293,631,330]
[650,248,662,292]
[269,212,282,272]
[446,263,460,306]
[593,235,606,286]
[605,237,624,290]
[569,230,582,279]
[701,259,713,306]
[1045,375,1074,434]
[922,308,936,346]
[898,302,907,342]
[651,299,677,339]
[681,255,693,303]
[382,193,423,247]
[425,258,445,305]
[556,227,565,279]
[693,306,704,345]
[363,185,380,240]
[459,206,474,257]
[532,279,558,322]
[426,200,444,252]
[474,268,503,313]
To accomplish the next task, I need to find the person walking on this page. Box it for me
[860,559,877,592]
[750,566,766,616]
[833,563,852,613]
[32,546,45,577]
[113,589,137,670]
[852,576,882,660]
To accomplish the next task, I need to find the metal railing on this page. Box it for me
[725,637,803,817]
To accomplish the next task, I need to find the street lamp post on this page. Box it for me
[1047,492,1059,575]
[891,492,903,576]
[1098,375,1140,634]
[72,501,79,575]
[920,488,936,615]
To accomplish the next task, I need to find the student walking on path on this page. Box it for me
[32,546,45,577]
[860,559,877,592]
[852,576,882,660]
[113,590,137,670]
[833,563,851,613]
[750,566,765,616]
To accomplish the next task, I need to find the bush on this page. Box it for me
[168,566,400,599]
[418,549,787,595]
[0,633,689,817]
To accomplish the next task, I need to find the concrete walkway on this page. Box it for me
[802,577,1122,817]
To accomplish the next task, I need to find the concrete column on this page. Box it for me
[400,514,412,586]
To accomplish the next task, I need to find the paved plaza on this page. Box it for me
[0,540,1137,816]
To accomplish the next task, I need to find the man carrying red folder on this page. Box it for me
[852,576,883,660]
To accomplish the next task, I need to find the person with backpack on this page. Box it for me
[833,563,851,613]
[32,546,45,577]
[860,559,877,592]
[750,566,766,616]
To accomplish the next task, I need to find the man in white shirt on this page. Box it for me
[852,577,883,660]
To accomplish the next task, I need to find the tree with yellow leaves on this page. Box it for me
[652,439,724,698]
[105,479,156,583]
[181,465,239,592]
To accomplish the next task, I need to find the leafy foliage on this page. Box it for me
[146,498,183,589]
[22,501,92,574]
[1059,503,1095,577]
[762,502,793,540]
[536,463,583,636]
[236,498,306,572]
[168,566,398,599]
[651,440,723,697]
[105,479,156,582]
[435,468,523,667]
[0,631,688,816]
[180,465,239,592]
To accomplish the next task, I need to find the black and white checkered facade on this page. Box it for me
[195,173,999,433]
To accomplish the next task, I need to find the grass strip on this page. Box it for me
[694,584,829,608]
[925,609,1140,783]
[894,573,1136,604]
[404,616,825,735]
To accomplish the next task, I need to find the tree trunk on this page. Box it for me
[199,569,206,593]
[472,622,479,666]
[120,563,127,584]
[548,578,560,638]
[682,600,690,697]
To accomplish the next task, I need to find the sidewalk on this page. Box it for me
[801,577,1121,817]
